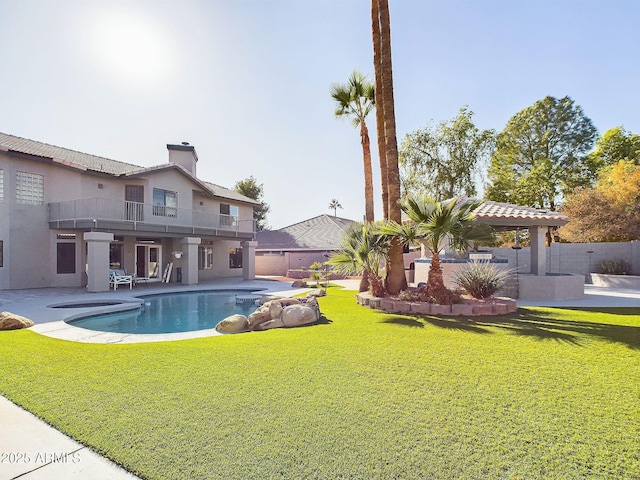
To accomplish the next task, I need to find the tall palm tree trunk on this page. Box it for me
[373,0,406,294]
[371,0,388,221]
[360,122,375,222]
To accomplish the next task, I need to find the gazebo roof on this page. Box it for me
[474,200,569,228]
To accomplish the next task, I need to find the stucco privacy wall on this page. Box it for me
[256,251,331,277]
[486,241,640,277]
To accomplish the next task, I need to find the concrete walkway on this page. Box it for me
[0,396,139,480]
[1,278,638,479]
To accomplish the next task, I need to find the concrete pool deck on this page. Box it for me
[0,277,316,344]
[1,279,639,479]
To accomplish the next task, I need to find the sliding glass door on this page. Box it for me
[136,245,161,279]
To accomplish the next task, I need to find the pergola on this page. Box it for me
[473,201,570,276]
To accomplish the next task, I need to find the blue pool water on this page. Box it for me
[68,290,261,334]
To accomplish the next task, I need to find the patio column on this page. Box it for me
[529,226,547,276]
[241,240,258,280]
[84,232,114,292]
[179,237,201,285]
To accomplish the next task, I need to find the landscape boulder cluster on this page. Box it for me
[215,291,324,334]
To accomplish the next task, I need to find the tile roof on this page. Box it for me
[203,181,260,205]
[256,214,356,250]
[474,200,569,226]
[0,132,257,205]
[0,132,140,175]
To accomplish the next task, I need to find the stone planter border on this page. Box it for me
[356,292,517,317]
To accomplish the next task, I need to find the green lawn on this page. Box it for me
[1,289,639,479]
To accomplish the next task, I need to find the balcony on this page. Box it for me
[48,198,255,239]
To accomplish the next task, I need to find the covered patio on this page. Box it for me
[412,200,584,301]
[475,201,584,300]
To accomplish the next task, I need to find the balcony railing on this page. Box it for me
[48,198,255,235]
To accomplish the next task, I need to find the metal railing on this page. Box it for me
[48,198,255,234]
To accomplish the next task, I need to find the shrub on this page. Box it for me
[453,261,510,299]
[309,262,323,271]
[596,259,631,275]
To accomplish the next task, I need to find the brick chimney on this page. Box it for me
[167,142,198,176]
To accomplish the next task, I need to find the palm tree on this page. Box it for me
[372,0,405,294]
[328,198,343,217]
[327,223,391,296]
[382,195,494,295]
[371,3,388,221]
[330,71,375,222]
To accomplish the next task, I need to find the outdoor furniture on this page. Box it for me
[109,269,134,290]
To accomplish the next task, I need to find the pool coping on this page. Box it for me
[4,279,315,344]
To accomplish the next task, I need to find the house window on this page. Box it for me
[0,169,3,201]
[110,243,124,269]
[229,247,242,269]
[198,246,214,270]
[220,204,239,227]
[16,171,44,205]
[153,188,177,217]
[57,243,76,274]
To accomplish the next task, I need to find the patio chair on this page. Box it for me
[109,269,134,290]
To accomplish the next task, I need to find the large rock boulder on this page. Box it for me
[247,305,272,329]
[252,317,285,331]
[243,296,322,332]
[302,296,321,320]
[281,304,318,327]
[291,280,307,288]
[279,298,301,307]
[269,300,284,319]
[0,312,34,330]
[215,314,249,333]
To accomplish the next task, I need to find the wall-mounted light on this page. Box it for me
[98,183,103,189]
[173,251,183,259]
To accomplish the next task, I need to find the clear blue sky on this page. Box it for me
[1,0,638,228]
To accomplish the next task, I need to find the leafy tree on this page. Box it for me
[327,222,391,296]
[486,95,597,210]
[328,198,343,217]
[372,0,406,294]
[233,176,270,231]
[399,107,495,201]
[381,195,493,298]
[331,71,375,222]
[588,126,640,171]
[559,160,640,242]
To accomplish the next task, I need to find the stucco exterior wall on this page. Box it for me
[255,253,287,276]
[195,240,244,281]
[255,251,333,277]
[1,154,54,289]
[487,241,640,277]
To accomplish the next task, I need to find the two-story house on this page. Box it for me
[0,132,258,292]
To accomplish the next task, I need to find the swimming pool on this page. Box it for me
[67,290,261,334]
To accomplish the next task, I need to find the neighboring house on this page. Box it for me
[0,132,259,291]
[255,214,356,276]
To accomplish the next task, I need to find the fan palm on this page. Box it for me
[327,222,391,297]
[381,195,494,294]
[331,71,375,222]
